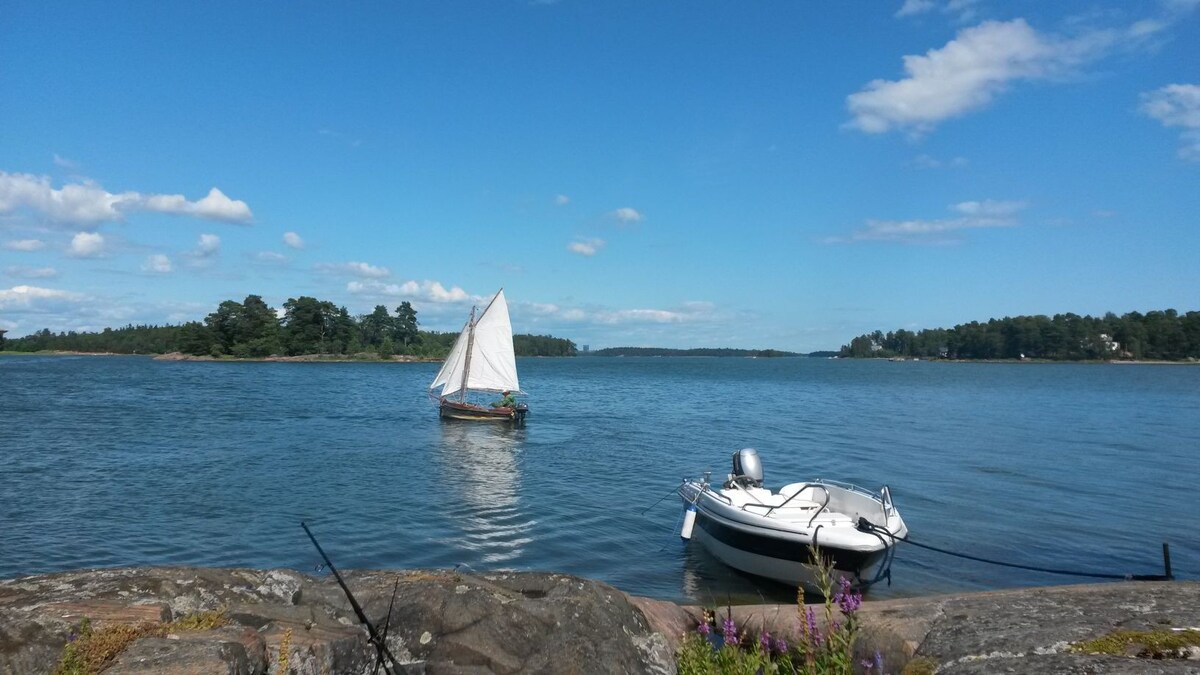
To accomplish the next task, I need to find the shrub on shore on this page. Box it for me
[676,547,884,675]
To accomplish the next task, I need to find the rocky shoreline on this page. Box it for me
[1,567,1196,674]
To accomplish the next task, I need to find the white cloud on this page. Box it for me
[568,238,605,256]
[143,187,253,223]
[611,207,644,224]
[283,231,304,249]
[555,194,570,206]
[1140,84,1200,161]
[68,231,105,257]
[4,239,46,251]
[528,299,717,326]
[0,285,84,310]
[834,199,1027,244]
[317,261,390,278]
[256,251,288,263]
[600,309,687,324]
[0,172,253,226]
[195,234,221,257]
[911,154,969,169]
[421,281,471,303]
[5,266,57,279]
[0,173,132,224]
[346,279,469,303]
[846,19,1114,135]
[53,154,80,171]
[896,0,982,21]
[142,254,172,273]
[895,0,936,18]
[951,199,1027,216]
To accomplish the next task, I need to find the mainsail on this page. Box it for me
[429,289,521,400]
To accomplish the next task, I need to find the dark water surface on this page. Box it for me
[2,355,1196,604]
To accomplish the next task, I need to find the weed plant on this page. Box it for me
[676,546,886,675]
[54,610,228,675]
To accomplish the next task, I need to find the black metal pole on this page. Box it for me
[1163,542,1173,581]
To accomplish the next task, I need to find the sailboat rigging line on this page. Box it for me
[301,523,401,675]
[855,519,1174,581]
[459,306,476,403]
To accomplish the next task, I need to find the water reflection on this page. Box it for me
[435,422,535,566]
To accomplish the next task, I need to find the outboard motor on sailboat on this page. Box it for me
[728,448,763,488]
[512,402,529,425]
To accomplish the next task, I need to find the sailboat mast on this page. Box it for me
[458,306,476,402]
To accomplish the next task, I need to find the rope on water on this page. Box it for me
[856,518,1173,581]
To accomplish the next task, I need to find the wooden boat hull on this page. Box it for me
[439,399,527,423]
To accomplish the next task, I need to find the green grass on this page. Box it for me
[54,610,229,675]
[1071,628,1200,659]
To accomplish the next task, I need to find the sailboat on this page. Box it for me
[428,289,529,423]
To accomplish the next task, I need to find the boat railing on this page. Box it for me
[812,478,888,504]
[751,483,830,521]
[880,484,895,523]
[719,482,833,527]
[816,478,897,526]
[695,482,734,506]
[805,485,831,527]
[689,477,896,530]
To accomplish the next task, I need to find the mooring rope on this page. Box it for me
[856,518,1172,581]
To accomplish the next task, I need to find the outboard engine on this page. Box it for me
[512,402,529,425]
[729,448,763,488]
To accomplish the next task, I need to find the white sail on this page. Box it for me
[428,289,521,399]
[428,315,472,398]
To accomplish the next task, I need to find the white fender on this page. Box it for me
[680,503,697,540]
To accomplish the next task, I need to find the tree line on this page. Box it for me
[840,309,1200,361]
[4,294,577,359]
[591,347,799,357]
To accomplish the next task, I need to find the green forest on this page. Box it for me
[840,309,1200,361]
[1,294,577,359]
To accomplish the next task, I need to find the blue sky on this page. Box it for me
[2,1,1197,351]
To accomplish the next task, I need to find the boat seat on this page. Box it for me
[743,498,822,511]
[728,487,823,512]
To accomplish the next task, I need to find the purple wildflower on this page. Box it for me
[697,620,711,636]
[874,650,885,672]
[773,637,789,654]
[834,576,862,614]
[861,657,877,672]
[805,607,823,646]
[760,631,772,652]
[722,617,738,646]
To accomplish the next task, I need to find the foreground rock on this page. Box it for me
[0,567,671,674]
[1,567,1196,674]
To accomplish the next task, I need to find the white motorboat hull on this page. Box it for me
[679,477,906,590]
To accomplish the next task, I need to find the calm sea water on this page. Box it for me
[2,355,1196,604]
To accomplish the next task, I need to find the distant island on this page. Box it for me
[588,347,801,357]
[839,309,1199,362]
[1,293,576,360]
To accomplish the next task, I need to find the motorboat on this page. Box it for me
[678,448,906,590]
